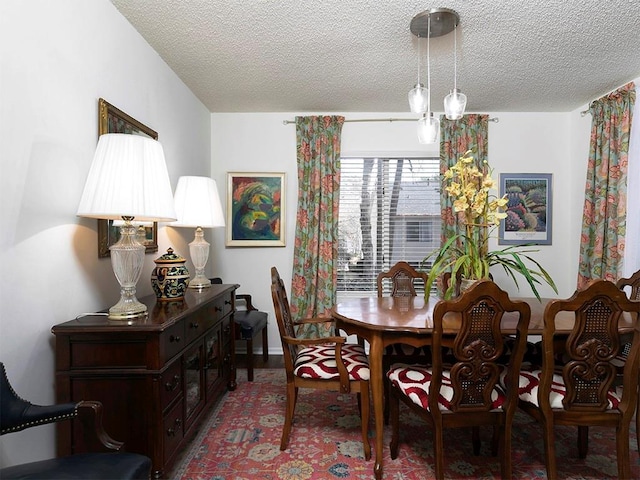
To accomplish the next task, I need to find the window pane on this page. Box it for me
[337,157,441,299]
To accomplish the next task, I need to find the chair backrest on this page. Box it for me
[270,267,298,368]
[616,269,640,301]
[542,279,640,412]
[430,280,531,414]
[377,261,428,298]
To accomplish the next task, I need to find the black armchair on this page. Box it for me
[0,362,151,480]
[211,278,269,381]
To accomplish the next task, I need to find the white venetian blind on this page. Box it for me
[337,156,441,299]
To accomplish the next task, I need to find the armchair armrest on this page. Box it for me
[236,293,257,311]
[77,400,124,452]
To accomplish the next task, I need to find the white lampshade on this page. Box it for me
[172,176,225,228]
[77,133,176,320]
[417,113,440,144]
[171,176,225,289]
[77,133,176,222]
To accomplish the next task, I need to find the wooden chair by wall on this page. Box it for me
[616,269,640,453]
[515,279,640,479]
[270,266,371,459]
[387,280,531,479]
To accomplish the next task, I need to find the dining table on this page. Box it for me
[331,294,636,480]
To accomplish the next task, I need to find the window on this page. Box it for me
[337,156,441,299]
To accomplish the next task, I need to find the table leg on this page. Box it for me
[369,334,384,479]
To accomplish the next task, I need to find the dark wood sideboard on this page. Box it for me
[51,283,238,478]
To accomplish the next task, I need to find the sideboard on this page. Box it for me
[51,283,238,478]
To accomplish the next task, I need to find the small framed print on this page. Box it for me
[499,173,552,245]
[226,172,285,247]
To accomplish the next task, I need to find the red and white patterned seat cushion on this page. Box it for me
[387,363,506,412]
[511,366,623,409]
[294,344,370,381]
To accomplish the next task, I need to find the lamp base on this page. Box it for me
[108,301,148,320]
[188,275,212,289]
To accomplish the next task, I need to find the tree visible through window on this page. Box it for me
[337,156,441,299]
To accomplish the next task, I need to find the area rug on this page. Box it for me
[170,369,639,479]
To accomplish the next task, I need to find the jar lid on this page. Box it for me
[154,247,186,264]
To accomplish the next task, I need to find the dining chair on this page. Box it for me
[515,279,640,479]
[270,266,371,459]
[387,279,531,480]
[616,269,640,453]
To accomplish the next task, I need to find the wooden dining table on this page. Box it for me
[331,294,635,480]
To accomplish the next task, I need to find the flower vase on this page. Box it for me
[459,278,477,294]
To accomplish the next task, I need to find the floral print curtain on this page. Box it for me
[439,114,490,242]
[577,82,635,287]
[291,116,344,337]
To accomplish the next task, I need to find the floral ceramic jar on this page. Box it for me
[151,248,190,301]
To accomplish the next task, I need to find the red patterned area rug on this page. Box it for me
[170,369,639,480]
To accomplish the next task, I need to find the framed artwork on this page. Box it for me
[499,173,552,245]
[96,98,159,258]
[226,172,286,247]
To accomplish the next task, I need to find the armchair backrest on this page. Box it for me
[377,261,428,298]
[541,279,640,412]
[617,269,640,301]
[270,267,298,367]
[430,280,531,415]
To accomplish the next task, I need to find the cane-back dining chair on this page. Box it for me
[270,266,371,459]
[387,280,531,480]
[616,269,640,453]
[514,279,640,479]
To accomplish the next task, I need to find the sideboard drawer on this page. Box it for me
[162,399,184,462]
[161,322,185,362]
[160,359,182,411]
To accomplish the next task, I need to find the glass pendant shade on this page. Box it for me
[408,83,429,114]
[77,133,177,320]
[171,176,225,289]
[417,113,440,144]
[444,89,467,120]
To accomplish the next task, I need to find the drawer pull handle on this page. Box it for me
[215,306,222,312]
[167,418,182,437]
[225,300,232,305]
[165,375,180,391]
[170,335,181,343]
[190,322,199,329]
[223,325,231,334]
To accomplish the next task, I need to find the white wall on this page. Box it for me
[0,0,211,466]
[211,111,592,355]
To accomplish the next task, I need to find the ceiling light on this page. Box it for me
[409,8,463,142]
[444,21,467,120]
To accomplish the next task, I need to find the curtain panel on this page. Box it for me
[292,116,344,338]
[578,82,635,287]
[439,114,490,243]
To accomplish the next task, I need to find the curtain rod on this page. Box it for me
[282,116,499,125]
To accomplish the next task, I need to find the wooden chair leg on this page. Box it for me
[577,426,588,458]
[262,327,269,362]
[542,420,557,480]
[433,425,445,480]
[617,423,631,479]
[637,396,639,454]
[472,426,481,455]
[360,382,371,460]
[280,381,297,450]
[389,386,400,459]
[246,338,254,381]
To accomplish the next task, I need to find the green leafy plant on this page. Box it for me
[423,151,557,300]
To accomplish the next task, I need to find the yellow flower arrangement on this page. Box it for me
[424,151,557,300]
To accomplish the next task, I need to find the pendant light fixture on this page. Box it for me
[444,21,467,120]
[409,8,462,142]
[408,33,428,114]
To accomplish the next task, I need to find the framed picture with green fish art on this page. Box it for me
[226,172,286,247]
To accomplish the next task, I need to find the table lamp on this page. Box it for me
[171,176,225,289]
[77,133,177,320]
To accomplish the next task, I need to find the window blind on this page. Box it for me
[337,157,441,299]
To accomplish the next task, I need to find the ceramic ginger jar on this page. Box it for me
[151,248,190,301]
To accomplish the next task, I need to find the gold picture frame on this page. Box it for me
[226,172,286,247]
[96,98,159,258]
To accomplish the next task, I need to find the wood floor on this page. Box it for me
[234,353,284,370]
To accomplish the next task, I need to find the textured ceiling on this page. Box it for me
[111,0,640,113]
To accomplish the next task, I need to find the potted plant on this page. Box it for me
[423,151,557,300]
